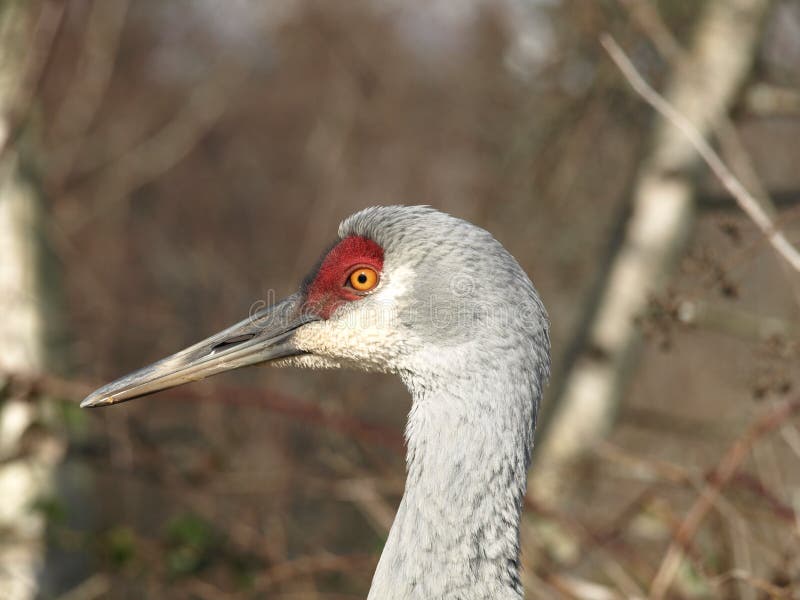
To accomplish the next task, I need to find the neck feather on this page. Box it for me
[368,357,538,600]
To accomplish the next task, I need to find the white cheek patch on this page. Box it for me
[291,263,420,372]
[292,321,405,373]
[374,263,414,306]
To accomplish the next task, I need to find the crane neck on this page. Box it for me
[367,355,538,600]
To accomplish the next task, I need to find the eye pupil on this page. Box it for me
[349,267,378,292]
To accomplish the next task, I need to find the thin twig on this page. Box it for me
[0,0,65,157]
[712,569,795,599]
[616,0,800,309]
[649,399,800,598]
[1,371,405,451]
[600,34,800,274]
[63,55,247,235]
[252,552,375,591]
[50,0,130,185]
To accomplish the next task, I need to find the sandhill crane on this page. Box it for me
[82,205,551,599]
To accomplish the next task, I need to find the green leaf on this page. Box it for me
[165,513,219,577]
[105,526,138,568]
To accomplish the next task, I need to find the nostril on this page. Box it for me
[211,333,255,354]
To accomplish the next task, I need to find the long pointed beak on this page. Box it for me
[81,295,316,408]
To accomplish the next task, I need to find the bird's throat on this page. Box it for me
[368,376,535,599]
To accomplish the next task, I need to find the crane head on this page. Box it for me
[81,206,549,408]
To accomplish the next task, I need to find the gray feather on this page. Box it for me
[338,206,550,599]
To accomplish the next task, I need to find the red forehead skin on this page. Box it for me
[304,236,384,319]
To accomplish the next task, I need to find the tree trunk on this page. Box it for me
[0,2,65,598]
[530,0,771,503]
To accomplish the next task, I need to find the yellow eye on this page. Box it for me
[348,267,379,292]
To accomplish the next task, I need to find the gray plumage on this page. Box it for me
[339,207,550,599]
[81,205,551,599]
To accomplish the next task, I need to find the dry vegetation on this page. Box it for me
[1,0,799,598]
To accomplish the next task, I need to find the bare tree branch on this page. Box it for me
[531,0,772,506]
[2,371,405,452]
[601,35,800,273]
[62,56,248,236]
[0,0,64,158]
[649,399,800,598]
[49,0,130,186]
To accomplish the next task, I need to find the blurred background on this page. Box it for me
[1,0,799,598]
